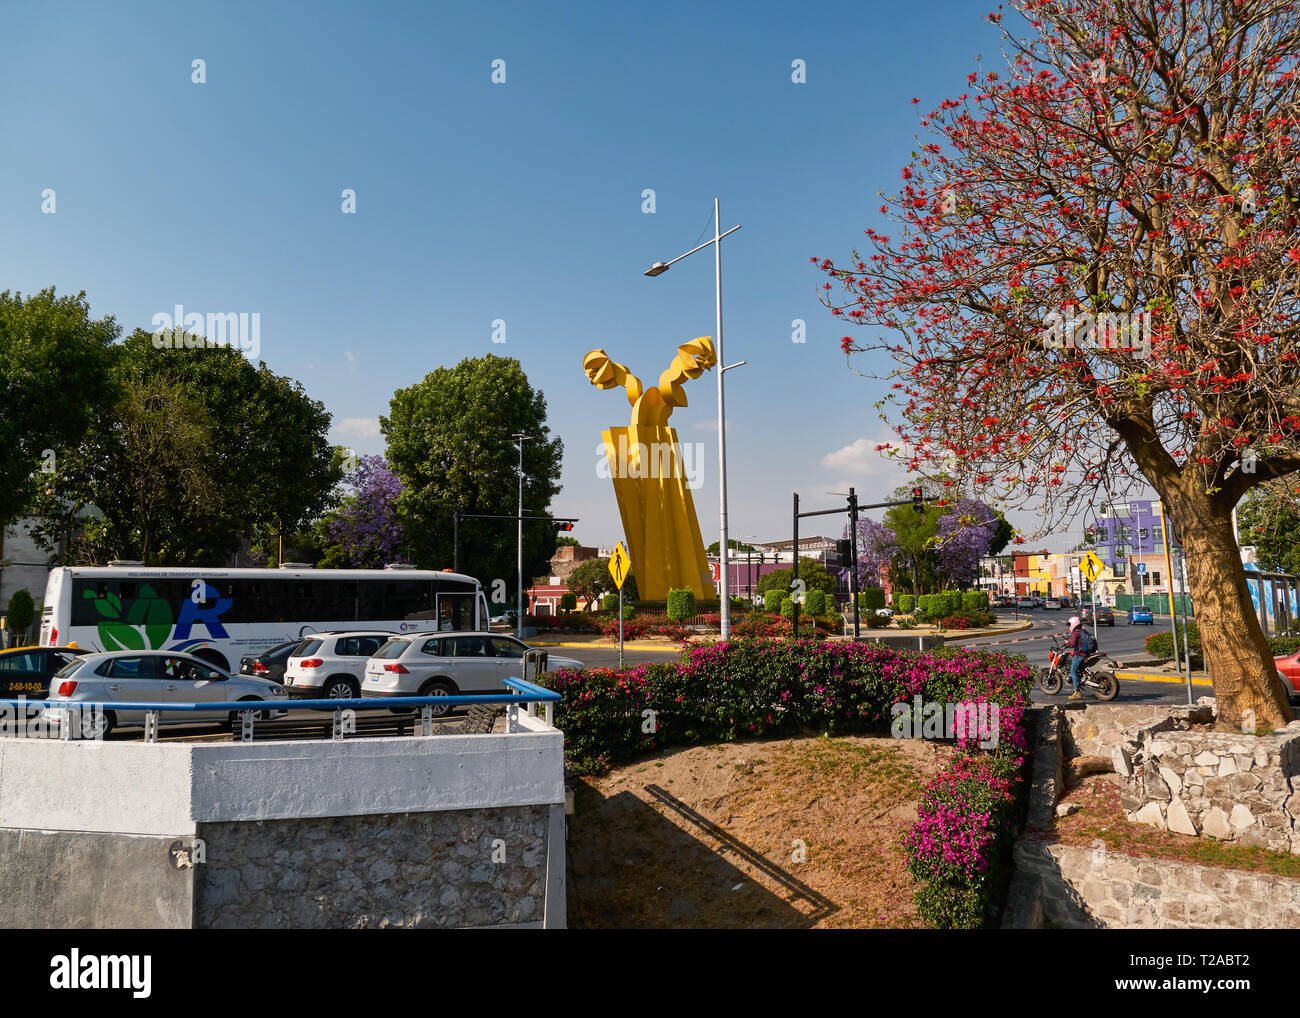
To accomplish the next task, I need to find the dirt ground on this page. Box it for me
[566,734,955,929]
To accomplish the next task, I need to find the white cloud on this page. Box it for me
[820,433,910,476]
[335,417,381,440]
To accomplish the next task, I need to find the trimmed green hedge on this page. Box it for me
[665,588,696,622]
[861,587,886,611]
[804,589,827,616]
[896,593,916,614]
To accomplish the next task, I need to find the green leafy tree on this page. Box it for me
[568,558,637,603]
[5,590,35,639]
[0,288,117,527]
[755,557,836,596]
[1237,485,1300,575]
[987,514,1015,557]
[707,539,756,554]
[33,330,338,564]
[383,355,564,586]
[556,535,580,548]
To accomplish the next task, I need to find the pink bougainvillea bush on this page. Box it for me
[904,750,1023,928]
[540,637,1032,929]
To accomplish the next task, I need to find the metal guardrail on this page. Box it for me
[0,676,561,744]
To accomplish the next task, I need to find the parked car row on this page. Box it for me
[12,629,584,738]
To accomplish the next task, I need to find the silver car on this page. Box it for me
[361,632,583,716]
[44,650,289,737]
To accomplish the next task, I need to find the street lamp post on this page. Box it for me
[646,198,743,638]
[512,432,532,640]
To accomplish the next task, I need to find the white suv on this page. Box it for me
[283,631,401,700]
[362,632,583,716]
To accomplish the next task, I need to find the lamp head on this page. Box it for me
[644,261,670,277]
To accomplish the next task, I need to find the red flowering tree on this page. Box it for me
[817,0,1300,729]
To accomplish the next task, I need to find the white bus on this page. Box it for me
[39,565,491,673]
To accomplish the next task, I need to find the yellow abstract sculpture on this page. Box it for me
[583,337,716,601]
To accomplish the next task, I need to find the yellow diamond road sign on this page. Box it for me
[609,542,631,590]
[1080,552,1105,582]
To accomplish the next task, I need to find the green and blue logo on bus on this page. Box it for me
[83,581,231,651]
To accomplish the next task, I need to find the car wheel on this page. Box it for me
[418,679,457,717]
[322,677,359,700]
[223,697,269,731]
[81,709,115,738]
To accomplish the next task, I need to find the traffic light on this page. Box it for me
[836,539,852,563]
[912,487,925,514]
[556,522,575,532]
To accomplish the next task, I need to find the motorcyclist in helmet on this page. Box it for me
[1066,615,1087,700]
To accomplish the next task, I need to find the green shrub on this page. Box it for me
[665,588,697,622]
[895,616,918,630]
[1268,635,1300,657]
[780,595,796,623]
[622,604,636,621]
[804,589,827,616]
[602,593,619,612]
[766,590,786,613]
[961,592,987,614]
[860,587,886,612]
[896,593,916,614]
[559,592,577,613]
[5,590,34,636]
[1145,621,1202,665]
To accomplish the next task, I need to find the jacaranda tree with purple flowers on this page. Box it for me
[844,517,898,589]
[932,499,998,588]
[324,454,408,568]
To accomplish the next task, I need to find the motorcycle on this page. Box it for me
[1038,635,1120,700]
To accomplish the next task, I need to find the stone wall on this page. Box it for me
[1012,838,1300,928]
[1098,702,1300,853]
[196,805,552,929]
[1004,703,1300,929]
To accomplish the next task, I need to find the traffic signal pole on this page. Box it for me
[793,489,933,640]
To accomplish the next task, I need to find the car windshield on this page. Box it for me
[373,640,409,659]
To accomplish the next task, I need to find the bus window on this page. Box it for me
[436,592,476,632]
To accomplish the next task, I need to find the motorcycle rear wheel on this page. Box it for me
[1093,671,1120,701]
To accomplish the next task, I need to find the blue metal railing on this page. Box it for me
[0,677,560,743]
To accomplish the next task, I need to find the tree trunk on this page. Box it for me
[1171,492,1293,732]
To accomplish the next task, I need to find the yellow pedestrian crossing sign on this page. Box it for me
[609,542,631,590]
[1080,551,1105,582]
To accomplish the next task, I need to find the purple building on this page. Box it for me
[1092,499,1181,572]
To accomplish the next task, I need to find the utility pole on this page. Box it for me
[513,433,532,639]
[848,487,860,638]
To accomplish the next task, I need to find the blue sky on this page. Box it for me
[1,0,1086,553]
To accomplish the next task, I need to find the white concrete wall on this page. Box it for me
[0,739,196,837]
[0,730,564,837]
